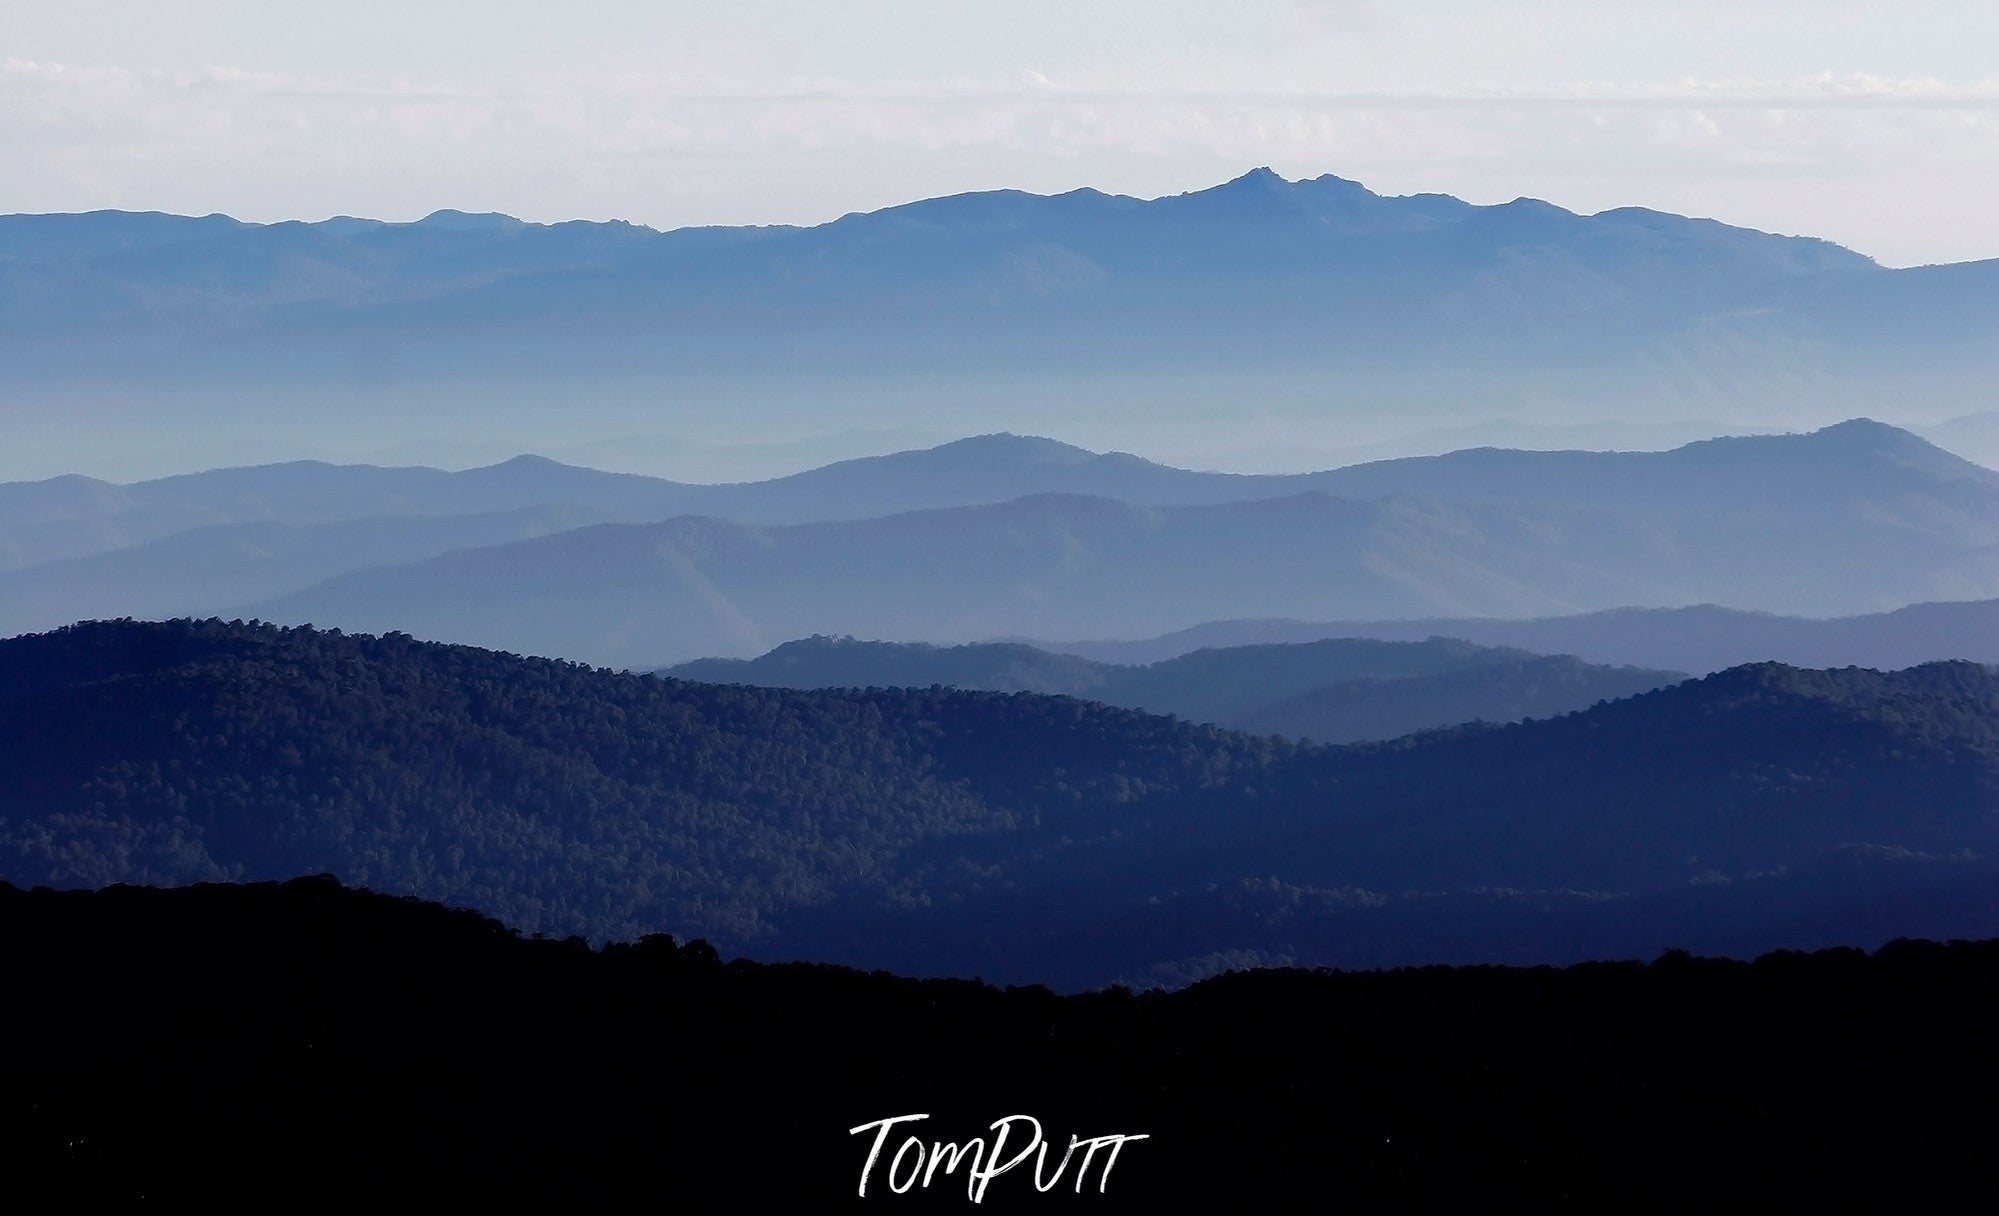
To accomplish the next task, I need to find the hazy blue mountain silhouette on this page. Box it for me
[1044,599,1999,675]
[8,418,1992,648]
[0,504,613,636]
[224,491,1719,665]
[228,422,1999,666]
[5,170,1864,333]
[0,433,1268,575]
[0,456,680,573]
[0,436,1202,574]
[1303,417,1995,512]
[1921,409,1999,470]
[667,635,1684,744]
[13,169,1995,477]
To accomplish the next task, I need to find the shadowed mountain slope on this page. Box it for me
[5,619,1996,989]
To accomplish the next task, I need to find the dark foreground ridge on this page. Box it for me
[5,878,1995,1209]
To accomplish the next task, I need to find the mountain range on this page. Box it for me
[7,619,1996,990]
[232,421,1999,666]
[13,162,1999,1204]
[9,169,1999,480]
[6,418,1997,664]
[1042,598,1999,676]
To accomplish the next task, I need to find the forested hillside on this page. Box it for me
[5,619,1996,987]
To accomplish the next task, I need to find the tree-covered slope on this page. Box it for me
[4,619,1996,987]
[0,617,1298,949]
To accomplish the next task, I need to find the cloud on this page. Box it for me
[1291,0,1396,36]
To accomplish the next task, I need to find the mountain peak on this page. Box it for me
[1816,417,1913,440]
[1218,166,1289,191]
[1806,417,1968,464]
[1302,171,1377,195]
[1486,196,1576,222]
[485,453,570,469]
[456,453,591,482]
[413,209,527,232]
[927,433,1100,464]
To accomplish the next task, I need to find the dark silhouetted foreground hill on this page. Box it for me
[666,634,1684,743]
[5,878,1995,1208]
[5,619,1997,987]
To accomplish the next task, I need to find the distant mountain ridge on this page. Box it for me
[223,421,1999,666]
[12,168,1994,481]
[0,172,1874,345]
[21,415,1965,574]
[666,635,1686,744]
[1042,599,1999,675]
[0,434,1205,576]
[0,431,1295,575]
[4,419,1994,657]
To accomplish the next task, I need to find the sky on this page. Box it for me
[5,1,1998,267]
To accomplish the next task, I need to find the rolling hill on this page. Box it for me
[666,635,1684,744]
[5,618,1995,989]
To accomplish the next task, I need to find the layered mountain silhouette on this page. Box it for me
[0,171,1872,339]
[14,167,1995,1204]
[6,418,1989,661]
[1045,598,1999,676]
[212,421,1999,666]
[666,635,1684,744]
[9,169,1995,478]
[15,414,1968,563]
[6,619,1995,989]
[0,433,1290,575]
